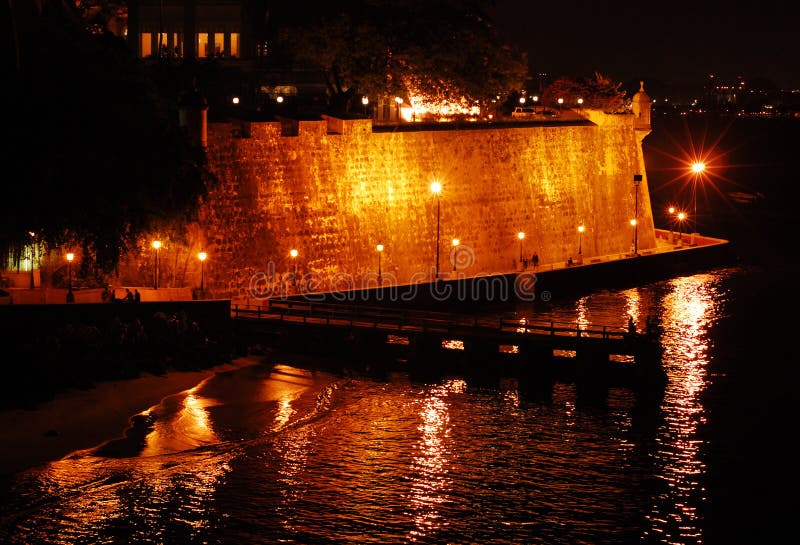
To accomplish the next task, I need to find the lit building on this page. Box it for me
[127,0,250,60]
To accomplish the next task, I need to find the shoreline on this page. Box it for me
[0,355,264,477]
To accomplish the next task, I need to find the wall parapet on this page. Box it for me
[202,113,656,300]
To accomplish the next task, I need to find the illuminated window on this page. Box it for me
[141,33,152,57]
[229,33,240,57]
[158,32,168,51]
[214,34,224,56]
[172,32,181,55]
[197,33,209,58]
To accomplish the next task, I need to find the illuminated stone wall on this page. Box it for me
[200,111,655,298]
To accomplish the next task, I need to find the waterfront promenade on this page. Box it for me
[231,228,729,310]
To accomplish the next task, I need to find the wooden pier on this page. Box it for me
[233,300,667,391]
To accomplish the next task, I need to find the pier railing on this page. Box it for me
[232,299,631,340]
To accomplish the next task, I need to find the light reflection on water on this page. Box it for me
[0,268,738,545]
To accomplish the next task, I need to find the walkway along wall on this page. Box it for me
[199,110,655,299]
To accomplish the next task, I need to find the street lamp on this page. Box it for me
[557,97,564,112]
[152,240,162,289]
[451,238,460,272]
[677,212,686,247]
[198,251,207,295]
[430,180,442,279]
[376,244,384,284]
[531,95,539,112]
[362,96,369,116]
[633,174,642,253]
[517,231,525,264]
[668,206,676,242]
[691,162,705,243]
[289,248,298,286]
[66,253,75,303]
[577,225,585,257]
[28,231,36,289]
[577,97,584,112]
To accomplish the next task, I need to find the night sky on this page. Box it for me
[488,0,798,96]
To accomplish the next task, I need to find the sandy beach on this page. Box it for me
[0,355,264,477]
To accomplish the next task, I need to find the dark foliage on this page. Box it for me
[276,0,528,114]
[0,308,237,411]
[1,2,209,273]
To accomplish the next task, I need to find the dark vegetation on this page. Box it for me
[2,1,212,276]
[0,302,245,410]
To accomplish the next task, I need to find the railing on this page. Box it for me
[232,299,633,341]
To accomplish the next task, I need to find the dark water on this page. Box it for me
[0,116,798,544]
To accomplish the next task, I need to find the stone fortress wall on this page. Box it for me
[199,109,655,299]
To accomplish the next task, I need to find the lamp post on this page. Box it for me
[289,249,298,287]
[677,212,686,247]
[532,95,539,112]
[66,253,75,303]
[577,225,585,257]
[691,162,705,244]
[152,240,162,289]
[430,180,442,279]
[28,231,36,289]
[376,244,384,284]
[577,97,584,114]
[633,174,642,254]
[362,96,369,116]
[517,231,525,264]
[451,238,460,273]
[557,97,564,113]
[198,251,207,295]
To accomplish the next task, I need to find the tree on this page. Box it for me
[1,0,211,275]
[277,0,528,114]
[542,72,626,112]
